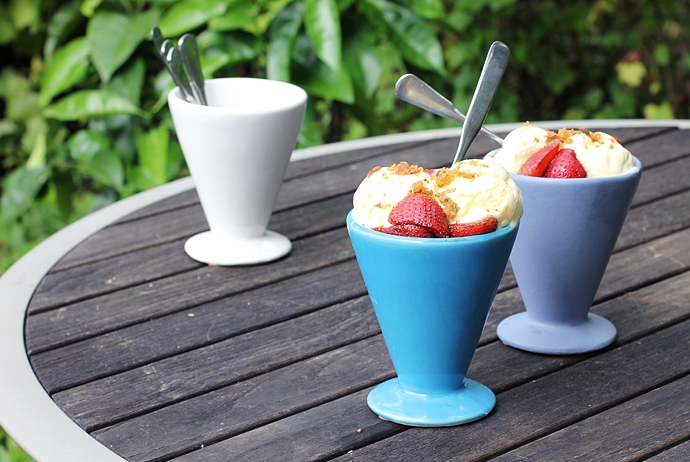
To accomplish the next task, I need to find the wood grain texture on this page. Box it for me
[31,260,366,392]
[26,228,354,353]
[490,374,690,462]
[646,440,690,461]
[19,126,690,462]
[168,268,690,462]
[334,319,690,461]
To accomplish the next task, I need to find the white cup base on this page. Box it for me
[184,230,291,266]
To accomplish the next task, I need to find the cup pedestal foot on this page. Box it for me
[497,312,616,354]
[367,378,496,426]
[184,230,291,266]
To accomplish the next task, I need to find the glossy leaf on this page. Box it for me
[44,90,149,120]
[82,150,125,189]
[363,0,446,76]
[397,0,445,19]
[343,22,382,99]
[39,37,91,106]
[0,166,48,223]
[68,129,109,161]
[209,0,257,32]
[136,125,169,186]
[267,0,304,81]
[44,1,82,63]
[159,0,227,37]
[304,0,341,72]
[106,58,146,104]
[291,35,353,103]
[87,9,160,82]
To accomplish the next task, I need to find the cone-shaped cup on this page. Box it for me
[169,78,306,266]
[493,156,641,354]
[347,211,518,426]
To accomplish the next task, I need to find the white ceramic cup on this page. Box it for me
[168,78,307,265]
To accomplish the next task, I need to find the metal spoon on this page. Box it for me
[451,41,510,167]
[150,27,195,104]
[395,74,503,145]
[179,34,207,106]
[164,40,196,104]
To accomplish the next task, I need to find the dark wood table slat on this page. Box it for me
[18,125,690,462]
[169,267,690,462]
[31,260,366,392]
[333,319,690,461]
[26,228,354,353]
[490,374,690,462]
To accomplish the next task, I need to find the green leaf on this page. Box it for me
[44,1,82,64]
[616,61,646,88]
[80,0,103,17]
[44,90,149,120]
[304,0,341,72]
[363,0,446,76]
[136,125,169,185]
[106,58,146,104]
[209,0,257,32]
[159,0,227,37]
[87,9,160,82]
[198,31,260,75]
[26,132,46,169]
[0,166,48,223]
[68,129,110,161]
[0,3,17,44]
[291,34,353,103]
[82,150,124,189]
[39,37,91,106]
[643,101,674,120]
[397,0,445,19]
[9,0,39,32]
[343,22,382,99]
[267,0,304,81]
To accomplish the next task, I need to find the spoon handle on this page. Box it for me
[164,41,196,104]
[179,34,207,106]
[451,41,510,167]
[151,29,195,104]
[395,74,503,145]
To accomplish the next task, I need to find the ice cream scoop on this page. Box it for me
[492,123,636,178]
[352,159,522,235]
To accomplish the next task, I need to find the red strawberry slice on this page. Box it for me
[388,193,449,237]
[449,217,498,238]
[519,140,561,177]
[544,149,587,178]
[373,224,435,238]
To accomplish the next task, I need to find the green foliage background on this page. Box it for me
[0,1,689,456]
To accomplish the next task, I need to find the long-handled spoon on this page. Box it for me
[164,40,196,104]
[395,74,503,145]
[179,34,207,106]
[451,41,510,167]
[150,27,196,104]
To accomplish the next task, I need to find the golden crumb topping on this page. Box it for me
[387,161,423,175]
[366,166,382,178]
[408,181,434,197]
[436,194,459,221]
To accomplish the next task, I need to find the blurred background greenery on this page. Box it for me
[0,0,688,457]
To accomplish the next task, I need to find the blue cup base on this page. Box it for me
[367,378,496,427]
[497,312,616,354]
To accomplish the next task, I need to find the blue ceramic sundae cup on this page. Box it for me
[347,210,518,426]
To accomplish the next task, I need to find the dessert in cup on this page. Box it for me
[488,123,641,354]
[168,78,306,266]
[347,160,522,426]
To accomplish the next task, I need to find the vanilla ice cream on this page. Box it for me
[436,159,523,229]
[352,159,522,231]
[353,162,434,229]
[491,123,636,178]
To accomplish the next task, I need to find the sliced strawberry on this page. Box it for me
[519,140,561,177]
[373,224,434,238]
[449,217,498,238]
[544,149,587,178]
[388,193,449,237]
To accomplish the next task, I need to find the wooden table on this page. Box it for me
[2,121,690,461]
